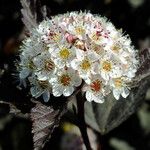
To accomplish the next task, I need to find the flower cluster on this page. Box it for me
[19,12,139,103]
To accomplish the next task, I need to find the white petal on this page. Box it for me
[33,57,43,67]
[93,94,104,103]
[84,78,91,84]
[30,86,43,98]
[48,47,54,53]
[121,87,130,98]
[79,71,89,80]
[101,71,109,80]
[113,89,121,100]
[88,52,99,62]
[71,59,80,70]
[73,76,82,87]
[52,85,63,97]
[127,71,135,78]
[111,67,122,78]
[19,68,30,79]
[91,62,99,74]
[85,91,93,102]
[120,56,128,64]
[37,73,48,81]
[63,86,74,96]
[42,90,50,102]
[54,59,65,68]
[49,76,58,84]
[76,49,84,60]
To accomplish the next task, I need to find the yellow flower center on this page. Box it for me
[114,78,122,88]
[112,45,120,53]
[60,74,71,86]
[59,48,70,59]
[75,26,85,35]
[44,60,55,71]
[90,79,102,92]
[102,61,112,72]
[80,59,91,71]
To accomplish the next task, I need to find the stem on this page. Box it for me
[76,91,92,150]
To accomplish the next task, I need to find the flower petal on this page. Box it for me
[93,94,104,103]
[113,89,121,100]
[30,86,43,98]
[101,71,109,80]
[121,87,130,98]
[19,68,30,79]
[76,49,84,60]
[42,90,50,102]
[71,59,80,70]
[73,76,82,87]
[52,85,63,97]
[85,91,93,102]
[63,86,74,96]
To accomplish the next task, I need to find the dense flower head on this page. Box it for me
[18,11,139,103]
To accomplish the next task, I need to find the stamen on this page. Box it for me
[45,60,55,71]
[75,26,85,35]
[90,79,102,92]
[59,48,71,59]
[60,74,71,86]
[114,78,122,88]
[102,61,112,72]
[80,59,91,71]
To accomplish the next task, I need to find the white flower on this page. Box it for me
[50,68,82,97]
[71,49,99,81]
[33,52,56,81]
[110,78,130,100]
[67,17,88,40]
[28,75,51,102]
[84,75,110,103]
[51,44,76,68]
[95,54,123,80]
[87,26,109,46]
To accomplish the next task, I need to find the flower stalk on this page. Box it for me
[76,91,92,150]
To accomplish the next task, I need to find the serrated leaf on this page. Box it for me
[136,48,150,77]
[0,101,21,114]
[20,0,38,31]
[30,101,66,150]
[20,0,48,32]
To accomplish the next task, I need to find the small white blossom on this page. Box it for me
[49,68,82,97]
[33,52,56,81]
[84,75,110,103]
[51,43,76,68]
[95,54,123,80]
[110,78,130,100]
[28,75,51,102]
[71,49,99,80]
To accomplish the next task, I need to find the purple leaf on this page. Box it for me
[30,101,66,150]
[20,0,49,32]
